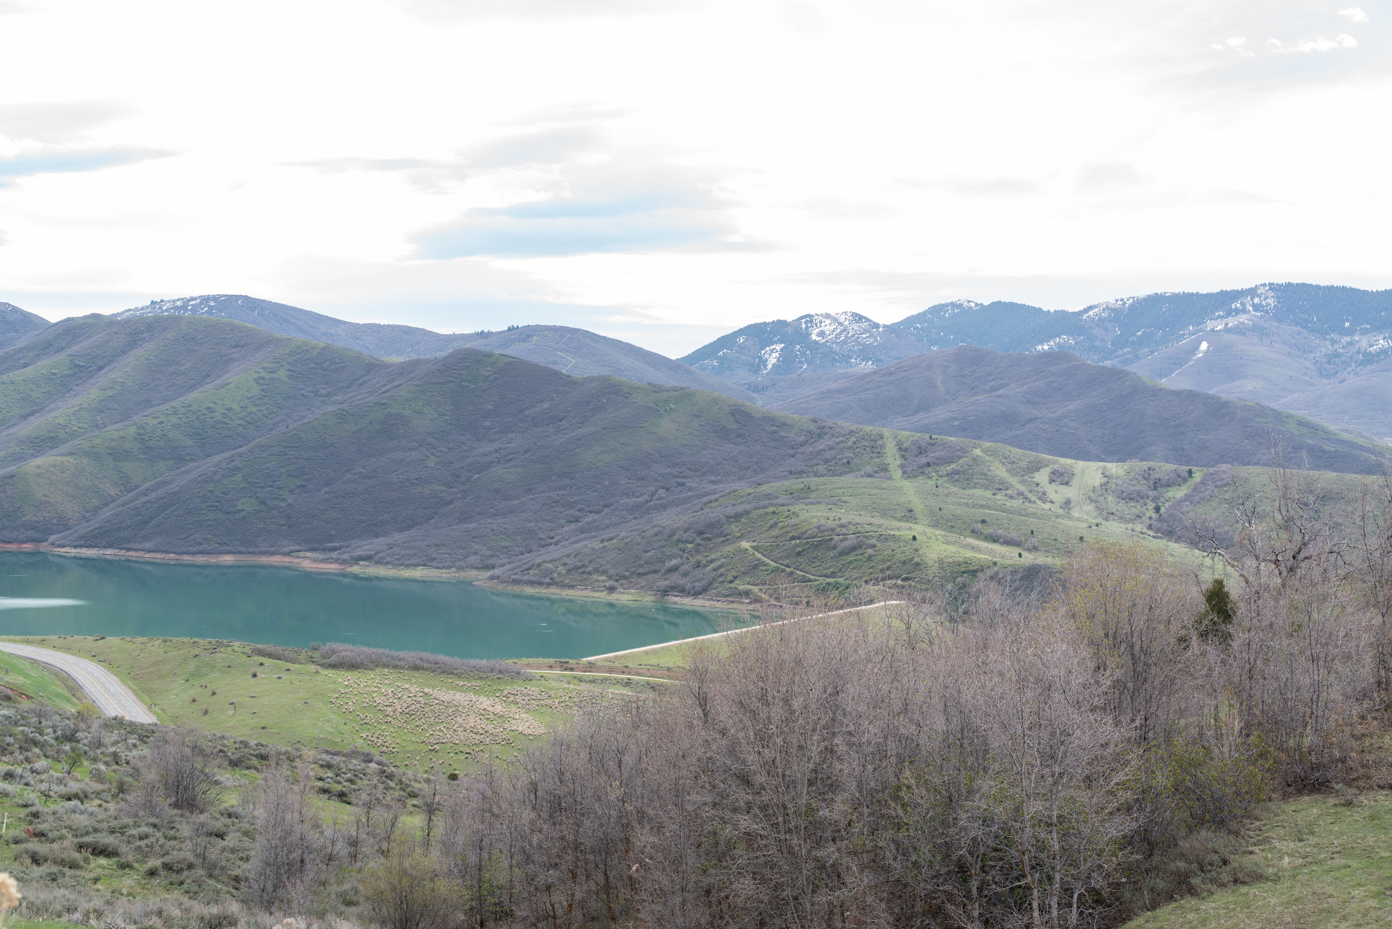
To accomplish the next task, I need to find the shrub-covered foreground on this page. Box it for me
[4,456,1392,929]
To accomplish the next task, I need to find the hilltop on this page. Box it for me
[678,311,928,402]
[111,296,756,401]
[459,324,757,402]
[0,302,50,350]
[115,294,474,359]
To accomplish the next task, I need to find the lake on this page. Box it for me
[0,553,727,659]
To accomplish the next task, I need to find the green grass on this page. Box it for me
[1124,792,1392,928]
[2,636,651,771]
[6,919,89,929]
[0,652,80,712]
[624,454,1206,600]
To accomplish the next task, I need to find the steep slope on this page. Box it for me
[0,302,52,350]
[680,311,930,384]
[460,325,757,403]
[776,346,1384,473]
[0,316,886,573]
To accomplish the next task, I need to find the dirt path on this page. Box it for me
[738,541,834,580]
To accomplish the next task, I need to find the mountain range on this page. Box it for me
[114,295,756,403]
[681,283,1392,441]
[0,312,1381,600]
[12,283,1391,443]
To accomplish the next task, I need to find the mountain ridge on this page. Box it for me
[681,282,1392,437]
[775,345,1385,474]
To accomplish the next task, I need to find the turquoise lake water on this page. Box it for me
[0,553,725,659]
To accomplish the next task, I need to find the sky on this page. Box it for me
[0,0,1389,357]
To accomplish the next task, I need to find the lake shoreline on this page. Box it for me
[0,542,743,613]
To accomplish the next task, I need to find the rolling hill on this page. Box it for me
[115,294,476,359]
[109,295,757,402]
[0,313,1243,600]
[774,346,1385,474]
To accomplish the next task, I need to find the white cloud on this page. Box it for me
[0,102,132,143]
[412,159,756,258]
[0,140,170,185]
[1268,34,1358,53]
[1076,162,1143,193]
[1211,36,1253,57]
[0,0,1390,357]
[1338,8,1369,24]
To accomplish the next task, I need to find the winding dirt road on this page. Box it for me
[0,641,157,723]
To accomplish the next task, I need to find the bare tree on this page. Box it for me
[1055,541,1195,745]
[1352,457,1392,705]
[246,763,320,909]
[143,729,220,813]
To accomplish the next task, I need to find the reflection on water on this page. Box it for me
[0,553,726,659]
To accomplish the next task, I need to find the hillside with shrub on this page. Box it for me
[0,314,1227,600]
[4,453,1392,928]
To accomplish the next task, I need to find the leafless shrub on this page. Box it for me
[247,644,308,664]
[361,845,460,929]
[314,644,531,679]
[245,764,320,909]
[137,729,221,814]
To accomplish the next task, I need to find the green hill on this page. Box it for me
[776,346,1385,474]
[0,314,1304,600]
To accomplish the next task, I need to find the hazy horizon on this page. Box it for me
[2,1,1388,357]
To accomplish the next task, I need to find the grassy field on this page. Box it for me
[0,651,80,712]
[1123,792,1392,928]
[518,439,1213,602]
[0,636,662,771]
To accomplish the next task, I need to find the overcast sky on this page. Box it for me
[1,0,1388,356]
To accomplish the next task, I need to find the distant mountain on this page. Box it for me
[0,303,51,350]
[461,325,757,403]
[116,295,475,359]
[679,311,930,386]
[685,283,1392,436]
[892,300,1069,354]
[893,283,1392,441]
[113,295,756,402]
[776,346,1385,474]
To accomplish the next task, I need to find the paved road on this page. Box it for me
[585,600,906,662]
[0,641,157,723]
